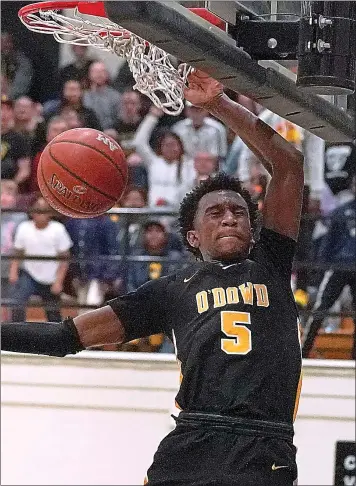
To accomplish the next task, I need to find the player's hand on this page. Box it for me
[183,68,224,109]
[51,281,63,295]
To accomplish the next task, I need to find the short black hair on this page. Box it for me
[179,173,260,258]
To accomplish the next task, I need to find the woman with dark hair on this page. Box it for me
[43,79,102,130]
[132,105,196,208]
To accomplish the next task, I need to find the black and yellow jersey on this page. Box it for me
[109,228,302,425]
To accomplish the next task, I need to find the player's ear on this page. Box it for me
[186,230,200,249]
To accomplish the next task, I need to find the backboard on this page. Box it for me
[104,1,354,142]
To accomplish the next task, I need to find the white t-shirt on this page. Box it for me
[14,220,72,285]
[172,117,228,159]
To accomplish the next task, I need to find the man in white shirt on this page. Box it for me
[172,101,227,162]
[9,197,72,322]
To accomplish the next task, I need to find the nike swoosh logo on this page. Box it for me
[221,264,236,270]
[184,271,199,283]
[272,463,289,471]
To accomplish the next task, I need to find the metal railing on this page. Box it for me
[1,207,355,320]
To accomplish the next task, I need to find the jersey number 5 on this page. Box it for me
[221,311,252,355]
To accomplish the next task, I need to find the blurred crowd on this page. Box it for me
[2,35,355,355]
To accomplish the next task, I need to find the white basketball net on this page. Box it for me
[21,6,191,115]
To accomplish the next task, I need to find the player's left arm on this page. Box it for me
[184,70,304,241]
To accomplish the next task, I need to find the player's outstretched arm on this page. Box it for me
[1,306,125,357]
[184,69,304,241]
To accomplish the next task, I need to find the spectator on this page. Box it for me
[133,105,195,207]
[113,61,135,93]
[1,32,33,99]
[59,45,94,89]
[13,96,42,143]
[43,79,101,130]
[65,216,116,311]
[128,220,182,291]
[1,180,27,320]
[193,152,218,183]
[302,181,356,359]
[29,116,69,193]
[83,61,121,130]
[1,95,31,192]
[126,152,149,192]
[322,142,356,212]
[109,186,149,254]
[60,107,84,130]
[9,196,72,322]
[113,89,144,155]
[172,101,227,162]
[126,220,181,353]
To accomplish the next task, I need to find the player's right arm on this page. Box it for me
[1,279,167,357]
[184,70,304,241]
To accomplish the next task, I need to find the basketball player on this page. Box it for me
[1,70,304,486]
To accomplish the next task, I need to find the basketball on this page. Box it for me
[37,128,128,218]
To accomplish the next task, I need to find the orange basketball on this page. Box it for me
[37,128,128,218]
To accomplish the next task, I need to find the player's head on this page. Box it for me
[179,173,259,262]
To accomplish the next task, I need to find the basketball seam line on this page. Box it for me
[50,139,126,181]
[48,145,118,202]
[39,162,105,217]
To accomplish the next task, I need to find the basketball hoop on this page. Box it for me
[18,1,192,115]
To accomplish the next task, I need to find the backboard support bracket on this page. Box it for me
[104,1,354,142]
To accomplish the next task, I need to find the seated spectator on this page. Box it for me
[193,152,218,183]
[59,45,95,89]
[60,107,85,130]
[1,95,31,192]
[13,96,43,144]
[126,220,182,353]
[109,186,149,252]
[126,152,149,192]
[1,180,27,320]
[172,101,227,162]
[65,215,117,311]
[128,220,182,291]
[9,196,72,322]
[44,79,101,130]
[177,152,218,202]
[112,89,144,155]
[29,116,69,193]
[83,61,121,130]
[1,32,33,99]
[133,105,195,207]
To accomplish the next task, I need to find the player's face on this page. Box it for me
[188,190,252,261]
